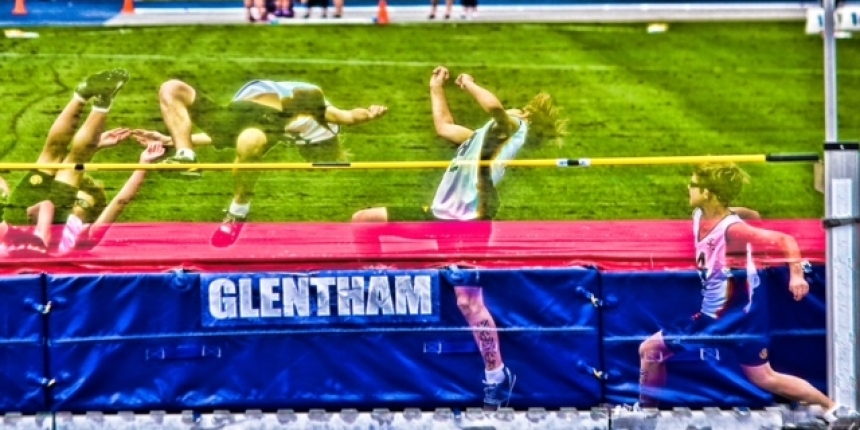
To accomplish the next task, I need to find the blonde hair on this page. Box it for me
[692,163,750,206]
[523,93,568,147]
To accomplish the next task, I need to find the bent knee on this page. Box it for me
[159,80,195,103]
[743,364,778,389]
[456,299,482,316]
[639,336,667,360]
[235,128,269,160]
[455,292,485,316]
[748,373,779,390]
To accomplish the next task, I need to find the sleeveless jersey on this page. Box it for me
[232,80,340,145]
[693,208,761,318]
[430,118,527,220]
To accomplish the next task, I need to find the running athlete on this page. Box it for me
[351,66,568,410]
[637,163,859,426]
[153,78,387,247]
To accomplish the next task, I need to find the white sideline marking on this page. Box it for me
[131,3,817,15]
[0,51,857,76]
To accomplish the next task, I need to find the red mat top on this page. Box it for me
[0,220,825,274]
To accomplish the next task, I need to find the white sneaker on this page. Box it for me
[613,403,654,417]
[612,403,659,430]
[821,405,860,428]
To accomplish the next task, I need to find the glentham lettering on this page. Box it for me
[207,274,434,320]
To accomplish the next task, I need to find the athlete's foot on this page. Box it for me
[611,404,659,430]
[821,405,860,428]
[483,368,516,411]
[159,154,201,178]
[3,228,48,258]
[75,69,130,106]
[211,211,248,248]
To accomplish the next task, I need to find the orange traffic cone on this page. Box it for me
[121,0,135,15]
[375,0,389,25]
[12,0,27,16]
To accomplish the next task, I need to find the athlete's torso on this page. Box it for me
[430,118,528,220]
[693,208,760,317]
[232,80,340,145]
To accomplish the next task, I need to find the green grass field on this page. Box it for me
[1,22,857,223]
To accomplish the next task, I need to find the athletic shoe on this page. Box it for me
[159,154,201,178]
[210,211,247,248]
[821,405,860,429]
[75,69,130,108]
[611,404,659,430]
[483,367,516,411]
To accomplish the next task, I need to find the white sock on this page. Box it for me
[72,93,87,104]
[485,365,506,384]
[822,404,841,421]
[229,201,250,218]
[91,105,110,114]
[59,214,84,255]
[176,148,196,160]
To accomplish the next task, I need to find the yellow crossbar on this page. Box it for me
[0,153,817,172]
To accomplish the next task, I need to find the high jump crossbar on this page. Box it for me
[0,153,819,172]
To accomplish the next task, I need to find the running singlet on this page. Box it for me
[232,80,341,145]
[430,118,527,220]
[693,208,761,317]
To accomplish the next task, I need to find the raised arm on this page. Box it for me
[324,105,388,126]
[727,222,808,301]
[132,129,212,147]
[87,142,165,242]
[96,128,132,150]
[455,73,518,136]
[430,66,474,145]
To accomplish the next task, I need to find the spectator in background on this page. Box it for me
[302,0,330,18]
[429,0,453,19]
[245,0,268,22]
[273,0,294,17]
[462,0,477,19]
